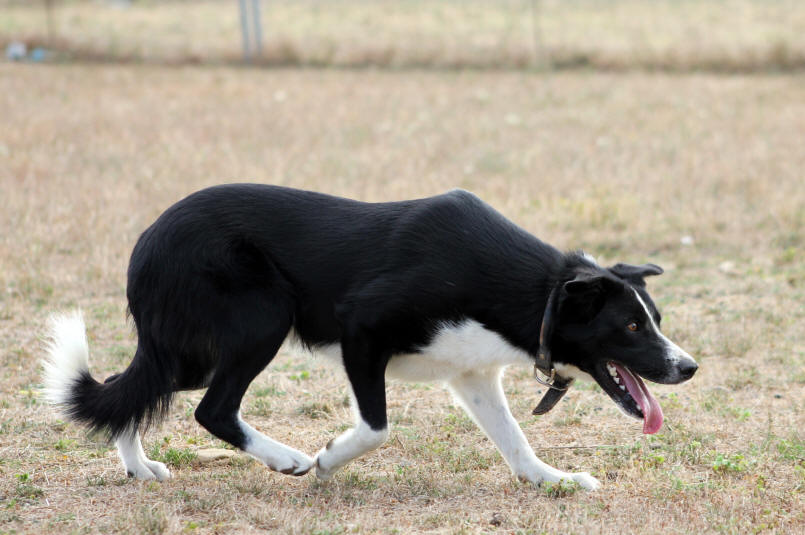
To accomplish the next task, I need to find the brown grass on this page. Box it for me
[2,0,805,71]
[1,62,804,534]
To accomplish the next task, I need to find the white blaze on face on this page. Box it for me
[631,288,697,381]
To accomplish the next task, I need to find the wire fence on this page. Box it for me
[3,0,804,71]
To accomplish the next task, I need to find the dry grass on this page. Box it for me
[2,0,805,71]
[1,62,804,534]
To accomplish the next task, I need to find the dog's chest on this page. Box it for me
[313,320,533,382]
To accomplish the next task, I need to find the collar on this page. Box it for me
[532,284,574,415]
[534,284,560,375]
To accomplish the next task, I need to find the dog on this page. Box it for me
[43,184,697,491]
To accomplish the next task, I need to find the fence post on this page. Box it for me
[530,0,546,68]
[252,0,263,57]
[239,0,263,61]
[239,0,251,60]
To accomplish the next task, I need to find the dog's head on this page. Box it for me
[541,262,697,434]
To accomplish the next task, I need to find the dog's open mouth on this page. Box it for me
[594,361,664,434]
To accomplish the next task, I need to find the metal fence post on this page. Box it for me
[251,0,263,57]
[239,0,262,61]
[239,0,251,60]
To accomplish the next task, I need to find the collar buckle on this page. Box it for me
[533,364,568,391]
[531,284,574,415]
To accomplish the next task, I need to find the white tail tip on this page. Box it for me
[42,310,90,406]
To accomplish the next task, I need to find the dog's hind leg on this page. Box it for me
[193,303,314,476]
[102,371,168,480]
[448,369,600,491]
[116,428,171,481]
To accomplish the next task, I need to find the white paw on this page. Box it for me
[314,450,334,480]
[125,467,156,480]
[516,471,601,491]
[244,435,314,476]
[571,472,600,491]
[143,459,171,481]
[125,460,171,481]
[265,450,314,476]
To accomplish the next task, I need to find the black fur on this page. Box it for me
[58,184,690,449]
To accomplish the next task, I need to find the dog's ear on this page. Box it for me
[560,275,617,324]
[608,263,663,287]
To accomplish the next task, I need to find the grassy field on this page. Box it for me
[1,49,805,535]
[2,0,805,71]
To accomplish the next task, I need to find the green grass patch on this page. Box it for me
[289,370,311,382]
[86,475,107,487]
[541,479,582,498]
[775,435,804,463]
[712,453,750,474]
[252,385,286,397]
[15,473,44,502]
[54,438,76,451]
[148,442,197,468]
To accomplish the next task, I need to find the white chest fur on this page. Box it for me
[312,319,534,382]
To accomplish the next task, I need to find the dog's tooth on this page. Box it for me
[613,376,620,384]
[619,384,626,391]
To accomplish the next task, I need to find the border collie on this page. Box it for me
[43,184,697,491]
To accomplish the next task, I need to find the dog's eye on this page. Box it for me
[627,322,639,332]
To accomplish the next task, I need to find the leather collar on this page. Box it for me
[532,284,574,415]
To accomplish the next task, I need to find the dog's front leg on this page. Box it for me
[314,417,388,480]
[448,369,600,491]
[315,332,390,480]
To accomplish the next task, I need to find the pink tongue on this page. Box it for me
[612,363,664,434]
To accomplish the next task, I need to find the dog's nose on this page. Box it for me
[678,359,698,380]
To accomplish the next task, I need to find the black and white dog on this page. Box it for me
[44,184,697,491]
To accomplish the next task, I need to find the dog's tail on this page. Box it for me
[42,310,172,439]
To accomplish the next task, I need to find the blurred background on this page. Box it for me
[3,0,805,70]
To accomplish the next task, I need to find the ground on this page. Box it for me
[0,61,804,534]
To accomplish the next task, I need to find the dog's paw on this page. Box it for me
[314,451,336,481]
[267,451,314,477]
[125,460,171,481]
[315,443,351,481]
[515,471,600,491]
[570,472,600,491]
[143,459,172,481]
